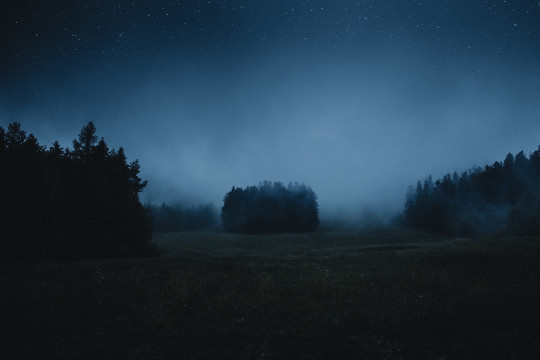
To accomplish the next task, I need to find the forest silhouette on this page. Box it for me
[221,181,319,233]
[3,121,540,261]
[404,148,540,235]
[0,122,154,261]
[0,123,321,260]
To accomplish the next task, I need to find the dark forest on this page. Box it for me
[404,148,540,236]
[221,181,319,233]
[0,122,155,261]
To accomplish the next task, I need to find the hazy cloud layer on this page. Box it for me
[2,1,540,221]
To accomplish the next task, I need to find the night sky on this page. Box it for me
[2,1,540,222]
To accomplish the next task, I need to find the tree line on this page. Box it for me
[146,202,218,232]
[0,122,155,261]
[221,181,319,233]
[0,122,322,261]
[404,147,540,235]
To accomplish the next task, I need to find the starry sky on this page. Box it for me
[2,1,540,222]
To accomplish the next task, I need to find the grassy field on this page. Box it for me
[1,229,540,359]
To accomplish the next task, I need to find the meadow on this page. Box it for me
[1,229,540,359]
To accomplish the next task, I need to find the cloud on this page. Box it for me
[2,1,540,224]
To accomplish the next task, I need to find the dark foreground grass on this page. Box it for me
[1,230,540,359]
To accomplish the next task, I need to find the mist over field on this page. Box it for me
[2,0,540,223]
[3,4,540,359]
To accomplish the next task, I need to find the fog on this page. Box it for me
[2,0,540,224]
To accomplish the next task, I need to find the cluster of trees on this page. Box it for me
[404,148,540,235]
[221,181,319,233]
[146,202,218,232]
[0,122,155,261]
